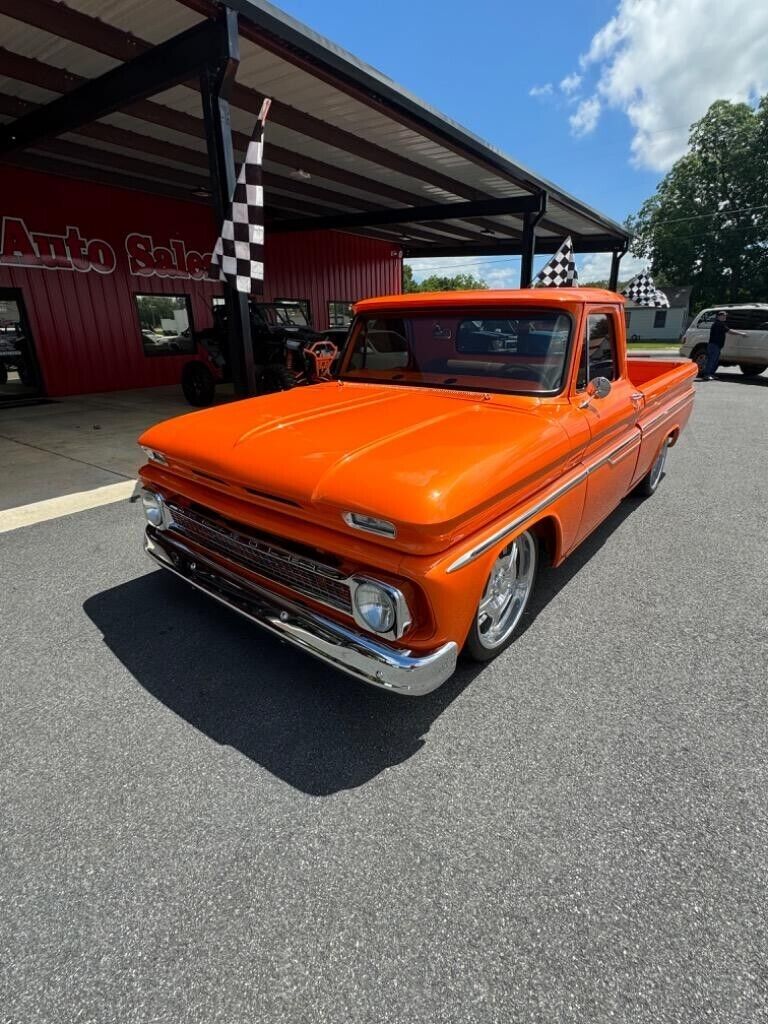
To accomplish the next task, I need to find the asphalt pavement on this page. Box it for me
[2,370,767,1023]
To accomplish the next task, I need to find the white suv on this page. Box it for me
[680,304,768,377]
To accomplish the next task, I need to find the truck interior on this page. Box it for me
[342,310,573,393]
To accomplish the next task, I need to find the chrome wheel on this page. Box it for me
[476,531,537,651]
[648,441,668,491]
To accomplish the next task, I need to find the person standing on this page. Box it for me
[699,310,747,380]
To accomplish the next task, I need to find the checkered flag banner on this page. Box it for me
[621,270,670,308]
[209,98,271,294]
[534,236,579,288]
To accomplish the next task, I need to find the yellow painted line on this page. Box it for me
[0,480,137,534]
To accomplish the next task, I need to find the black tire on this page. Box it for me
[464,530,538,663]
[634,439,669,497]
[690,345,708,374]
[0,363,7,385]
[739,363,767,377]
[18,364,34,386]
[259,364,298,394]
[181,361,215,407]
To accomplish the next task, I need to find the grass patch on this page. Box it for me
[627,341,679,351]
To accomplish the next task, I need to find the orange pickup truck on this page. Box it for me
[138,289,696,695]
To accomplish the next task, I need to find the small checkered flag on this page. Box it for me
[621,270,669,308]
[209,98,271,294]
[534,236,578,288]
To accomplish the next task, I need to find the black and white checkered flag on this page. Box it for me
[621,270,669,308]
[534,236,578,287]
[209,98,271,294]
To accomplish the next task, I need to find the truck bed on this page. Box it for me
[627,357,696,404]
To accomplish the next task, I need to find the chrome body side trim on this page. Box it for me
[145,529,457,696]
[446,468,588,573]
[447,390,693,573]
[638,392,693,433]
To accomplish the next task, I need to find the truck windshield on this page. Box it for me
[339,309,573,393]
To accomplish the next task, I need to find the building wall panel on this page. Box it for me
[0,166,401,396]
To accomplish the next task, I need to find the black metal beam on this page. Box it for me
[199,10,256,398]
[404,233,629,259]
[0,18,230,155]
[267,195,543,235]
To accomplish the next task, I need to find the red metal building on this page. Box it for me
[0,165,400,397]
[0,0,628,406]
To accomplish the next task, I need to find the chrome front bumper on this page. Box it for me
[144,528,458,696]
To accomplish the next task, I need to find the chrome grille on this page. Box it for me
[166,503,352,613]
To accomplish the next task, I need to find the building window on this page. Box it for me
[653,309,667,329]
[135,294,195,356]
[274,298,311,325]
[624,310,631,329]
[328,300,354,328]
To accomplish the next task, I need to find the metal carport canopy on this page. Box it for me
[0,0,630,264]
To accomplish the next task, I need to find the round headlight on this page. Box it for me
[141,490,164,527]
[353,581,396,634]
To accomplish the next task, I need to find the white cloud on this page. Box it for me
[529,83,553,98]
[560,73,582,95]
[569,96,601,136]
[578,0,768,170]
[404,251,648,290]
[405,256,519,288]
[578,251,646,283]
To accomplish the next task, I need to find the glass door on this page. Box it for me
[0,288,43,402]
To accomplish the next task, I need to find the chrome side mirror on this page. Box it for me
[578,376,612,408]
[587,376,612,399]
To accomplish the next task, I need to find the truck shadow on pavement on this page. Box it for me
[83,498,642,796]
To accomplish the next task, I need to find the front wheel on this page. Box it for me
[181,361,215,407]
[634,439,669,497]
[464,530,538,663]
[739,363,767,377]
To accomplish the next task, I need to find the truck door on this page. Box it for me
[572,308,641,544]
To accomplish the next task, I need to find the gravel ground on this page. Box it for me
[2,372,767,1023]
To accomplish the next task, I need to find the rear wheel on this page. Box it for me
[464,531,538,662]
[0,363,7,385]
[634,439,669,497]
[739,363,767,377]
[690,345,708,374]
[181,362,215,407]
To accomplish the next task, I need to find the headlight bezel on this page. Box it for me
[349,576,412,640]
[141,489,167,529]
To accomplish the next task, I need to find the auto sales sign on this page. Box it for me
[0,216,213,280]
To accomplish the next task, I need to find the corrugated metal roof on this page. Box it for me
[0,0,630,256]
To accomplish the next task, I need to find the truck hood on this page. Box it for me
[140,382,571,551]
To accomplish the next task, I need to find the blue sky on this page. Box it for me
[274,0,768,284]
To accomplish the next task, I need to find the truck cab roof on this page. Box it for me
[354,288,624,314]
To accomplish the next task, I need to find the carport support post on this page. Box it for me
[519,195,546,288]
[519,214,536,289]
[200,11,256,398]
[608,249,623,292]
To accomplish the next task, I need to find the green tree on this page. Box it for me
[629,98,768,309]
[402,265,489,292]
[136,295,176,330]
[402,263,419,292]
